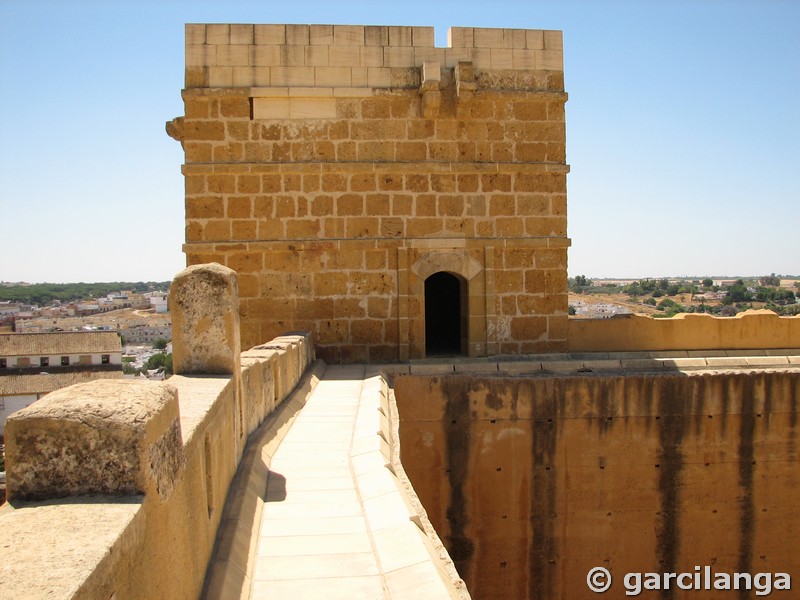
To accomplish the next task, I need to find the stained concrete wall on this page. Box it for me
[569,310,800,353]
[395,370,800,599]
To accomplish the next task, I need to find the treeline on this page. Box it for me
[0,282,170,306]
[569,275,799,317]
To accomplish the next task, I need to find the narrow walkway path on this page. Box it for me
[250,364,385,599]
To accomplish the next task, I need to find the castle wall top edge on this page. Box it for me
[184,23,563,76]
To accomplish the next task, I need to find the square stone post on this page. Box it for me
[170,263,241,375]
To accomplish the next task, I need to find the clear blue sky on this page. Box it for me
[1,0,798,283]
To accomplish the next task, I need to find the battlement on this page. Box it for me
[185,24,563,90]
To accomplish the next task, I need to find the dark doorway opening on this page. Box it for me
[425,271,466,356]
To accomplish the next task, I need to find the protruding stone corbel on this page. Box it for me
[454,61,477,118]
[165,116,185,148]
[419,61,441,119]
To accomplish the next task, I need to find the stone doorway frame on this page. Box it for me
[399,245,490,360]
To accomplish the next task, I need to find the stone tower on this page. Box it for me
[168,24,570,362]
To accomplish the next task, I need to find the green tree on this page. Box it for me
[624,281,642,296]
[658,298,677,310]
[759,273,781,287]
[640,279,656,293]
[727,280,752,303]
[702,278,713,288]
[569,275,592,293]
[145,352,173,376]
[153,338,168,350]
[146,353,167,370]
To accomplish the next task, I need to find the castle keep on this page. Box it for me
[168,24,570,362]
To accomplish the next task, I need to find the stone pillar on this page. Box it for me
[170,263,241,375]
[5,380,184,502]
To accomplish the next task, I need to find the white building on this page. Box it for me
[147,292,169,314]
[574,302,632,319]
[119,323,172,345]
[0,331,123,435]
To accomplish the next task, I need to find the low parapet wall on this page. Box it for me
[569,310,800,353]
[0,264,313,600]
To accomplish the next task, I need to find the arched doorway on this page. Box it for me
[424,271,466,356]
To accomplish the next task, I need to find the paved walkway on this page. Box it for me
[249,364,459,600]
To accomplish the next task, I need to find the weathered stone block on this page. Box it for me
[186,196,224,219]
[5,380,184,502]
[170,263,241,375]
[203,219,232,241]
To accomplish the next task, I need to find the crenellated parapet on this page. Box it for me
[182,24,563,91]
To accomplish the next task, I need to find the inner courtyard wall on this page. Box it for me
[395,370,800,599]
[171,24,571,362]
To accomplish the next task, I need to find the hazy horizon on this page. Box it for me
[2,273,799,288]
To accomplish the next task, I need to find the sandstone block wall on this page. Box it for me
[395,370,800,599]
[569,309,800,353]
[171,24,571,362]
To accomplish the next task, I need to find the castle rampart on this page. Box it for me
[0,266,315,600]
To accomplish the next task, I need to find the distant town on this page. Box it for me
[0,281,173,379]
[568,274,799,319]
